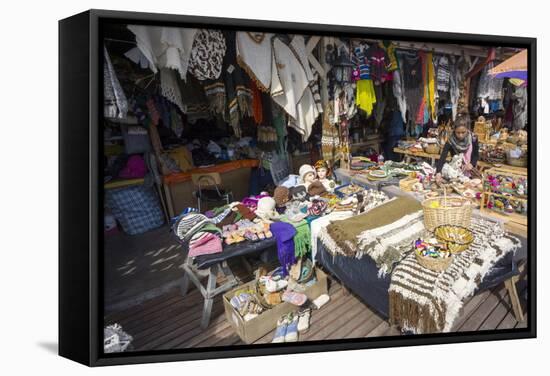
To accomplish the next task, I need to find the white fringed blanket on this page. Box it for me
[388,217,521,334]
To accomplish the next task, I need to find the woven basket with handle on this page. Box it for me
[415,250,452,272]
[422,188,472,232]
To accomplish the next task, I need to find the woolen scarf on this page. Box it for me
[449,130,472,154]
[270,222,297,276]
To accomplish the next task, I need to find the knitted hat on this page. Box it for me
[254,197,280,221]
[289,185,309,201]
[188,232,223,257]
[299,164,316,183]
[273,186,290,207]
[270,222,297,276]
[308,199,328,217]
[307,180,327,196]
[174,213,212,243]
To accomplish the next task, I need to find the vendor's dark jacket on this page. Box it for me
[435,136,479,173]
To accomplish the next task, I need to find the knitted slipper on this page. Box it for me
[312,294,330,309]
[282,290,307,306]
[284,315,299,342]
[272,317,288,343]
[297,308,311,333]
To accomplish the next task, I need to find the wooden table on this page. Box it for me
[393,147,448,165]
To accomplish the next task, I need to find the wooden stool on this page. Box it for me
[180,257,239,329]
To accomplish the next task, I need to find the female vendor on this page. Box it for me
[435,114,479,182]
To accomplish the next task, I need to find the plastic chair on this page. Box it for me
[191,172,233,212]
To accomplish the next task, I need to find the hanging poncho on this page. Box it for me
[188,29,226,81]
[127,25,198,80]
[271,38,317,141]
[104,46,128,119]
[236,32,274,92]
[160,68,185,113]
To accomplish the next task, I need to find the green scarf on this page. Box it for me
[281,217,311,258]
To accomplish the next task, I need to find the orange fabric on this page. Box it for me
[251,82,263,125]
[163,159,260,185]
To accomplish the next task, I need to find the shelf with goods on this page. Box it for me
[480,167,528,227]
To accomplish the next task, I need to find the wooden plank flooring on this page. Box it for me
[104,267,528,351]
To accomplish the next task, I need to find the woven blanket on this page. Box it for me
[319,197,421,261]
[388,217,521,334]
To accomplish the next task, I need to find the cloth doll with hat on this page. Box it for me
[298,164,317,189]
[314,160,337,192]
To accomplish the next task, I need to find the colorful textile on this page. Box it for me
[352,43,371,80]
[368,45,389,85]
[356,79,377,115]
[188,231,223,257]
[106,185,165,235]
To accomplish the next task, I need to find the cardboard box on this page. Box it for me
[223,268,328,344]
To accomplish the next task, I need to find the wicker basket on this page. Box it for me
[434,225,474,253]
[415,250,452,272]
[506,154,527,167]
[423,144,441,155]
[421,189,472,232]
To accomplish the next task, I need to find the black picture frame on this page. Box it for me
[59,9,537,367]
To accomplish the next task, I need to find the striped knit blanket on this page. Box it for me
[389,217,521,333]
[318,197,422,276]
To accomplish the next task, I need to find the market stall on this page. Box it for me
[101,23,529,348]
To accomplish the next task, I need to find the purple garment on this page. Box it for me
[270,222,297,276]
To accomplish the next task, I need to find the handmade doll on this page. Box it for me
[314,160,336,192]
[298,164,317,189]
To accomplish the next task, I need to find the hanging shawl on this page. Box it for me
[512,85,527,130]
[356,79,377,115]
[251,82,263,124]
[236,32,274,92]
[449,56,468,121]
[400,50,424,131]
[160,68,185,113]
[178,75,211,124]
[436,55,451,93]
[188,29,226,81]
[392,61,408,123]
[477,61,504,100]
[321,102,339,164]
[170,107,184,137]
[426,52,436,121]
[104,46,128,119]
[271,38,316,141]
[127,25,197,80]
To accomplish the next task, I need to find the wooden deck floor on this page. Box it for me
[104,266,528,351]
